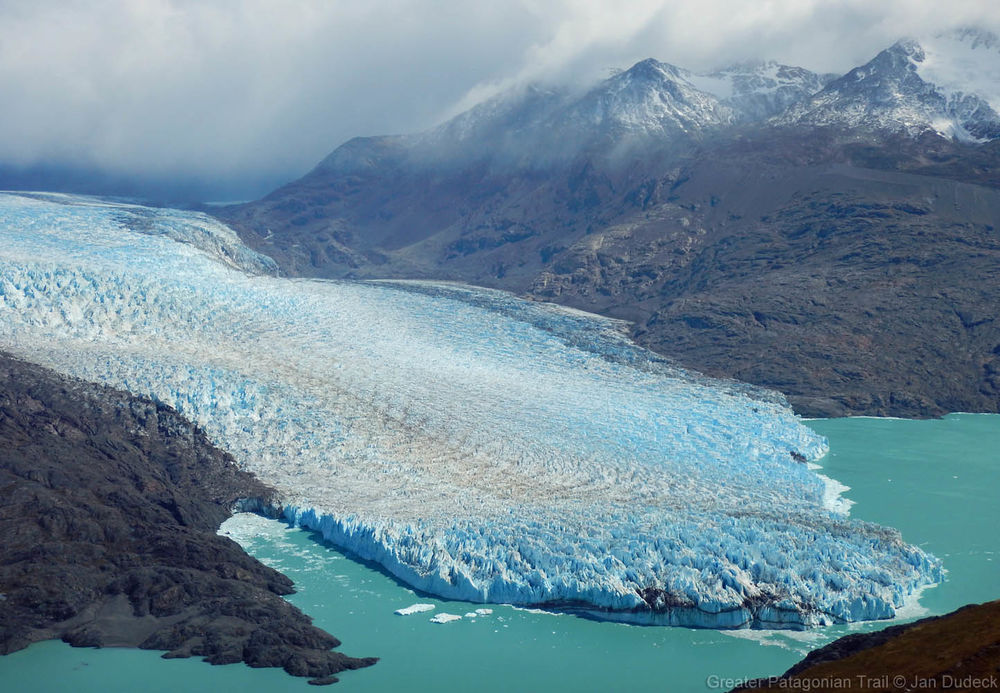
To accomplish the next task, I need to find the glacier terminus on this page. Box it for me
[0,192,941,629]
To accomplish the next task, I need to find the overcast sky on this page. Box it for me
[1,0,998,199]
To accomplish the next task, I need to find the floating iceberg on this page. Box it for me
[0,192,941,628]
[430,614,462,624]
[395,603,436,616]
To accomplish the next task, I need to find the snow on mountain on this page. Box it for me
[408,59,738,164]
[688,60,834,122]
[315,32,1000,179]
[915,28,1000,139]
[448,58,831,143]
[779,28,1000,141]
[315,60,758,171]
[559,59,734,136]
[326,58,830,170]
[0,192,941,628]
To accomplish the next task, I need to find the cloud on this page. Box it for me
[0,0,997,198]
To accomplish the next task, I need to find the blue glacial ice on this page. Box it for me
[0,192,941,628]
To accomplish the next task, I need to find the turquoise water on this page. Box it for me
[807,414,1000,615]
[1,414,997,692]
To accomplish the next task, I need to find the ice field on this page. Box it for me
[0,192,941,628]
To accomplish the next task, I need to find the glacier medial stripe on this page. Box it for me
[0,192,941,628]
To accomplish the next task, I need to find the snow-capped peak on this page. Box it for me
[413,58,741,162]
[780,27,1000,141]
[563,57,830,133]
[560,58,734,135]
[315,32,1000,178]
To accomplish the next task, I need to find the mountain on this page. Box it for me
[224,55,835,280]
[219,36,1000,419]
[687,60,835,122]
[558,58,833,134]
[556,59,735,139]
[314,56,831,177]
[780,28,1000,140]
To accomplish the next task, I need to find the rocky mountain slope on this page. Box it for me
[0,353,375,685]
[733,599,1000,692]
[220,29,1000,418]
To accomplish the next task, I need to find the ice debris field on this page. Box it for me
[0,192,941,628]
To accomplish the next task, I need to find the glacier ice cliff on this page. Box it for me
[0,192,941,628]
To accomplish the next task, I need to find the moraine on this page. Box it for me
[0,192,940,628]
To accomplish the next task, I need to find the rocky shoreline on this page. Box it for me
[732,600,1000,692]
[0,353,375,685]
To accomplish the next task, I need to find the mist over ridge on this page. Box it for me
[1,1,999,201]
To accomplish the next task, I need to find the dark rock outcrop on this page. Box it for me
[732,599,1000,692]
[0,353,375,684]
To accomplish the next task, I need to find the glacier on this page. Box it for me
[0,192,941,628]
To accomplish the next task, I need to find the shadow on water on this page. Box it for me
[265,513,651,625]
[268,514,447,603]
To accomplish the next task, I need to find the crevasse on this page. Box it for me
[0,192,941,628]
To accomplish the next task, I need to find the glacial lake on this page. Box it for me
[2,413,997,692]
